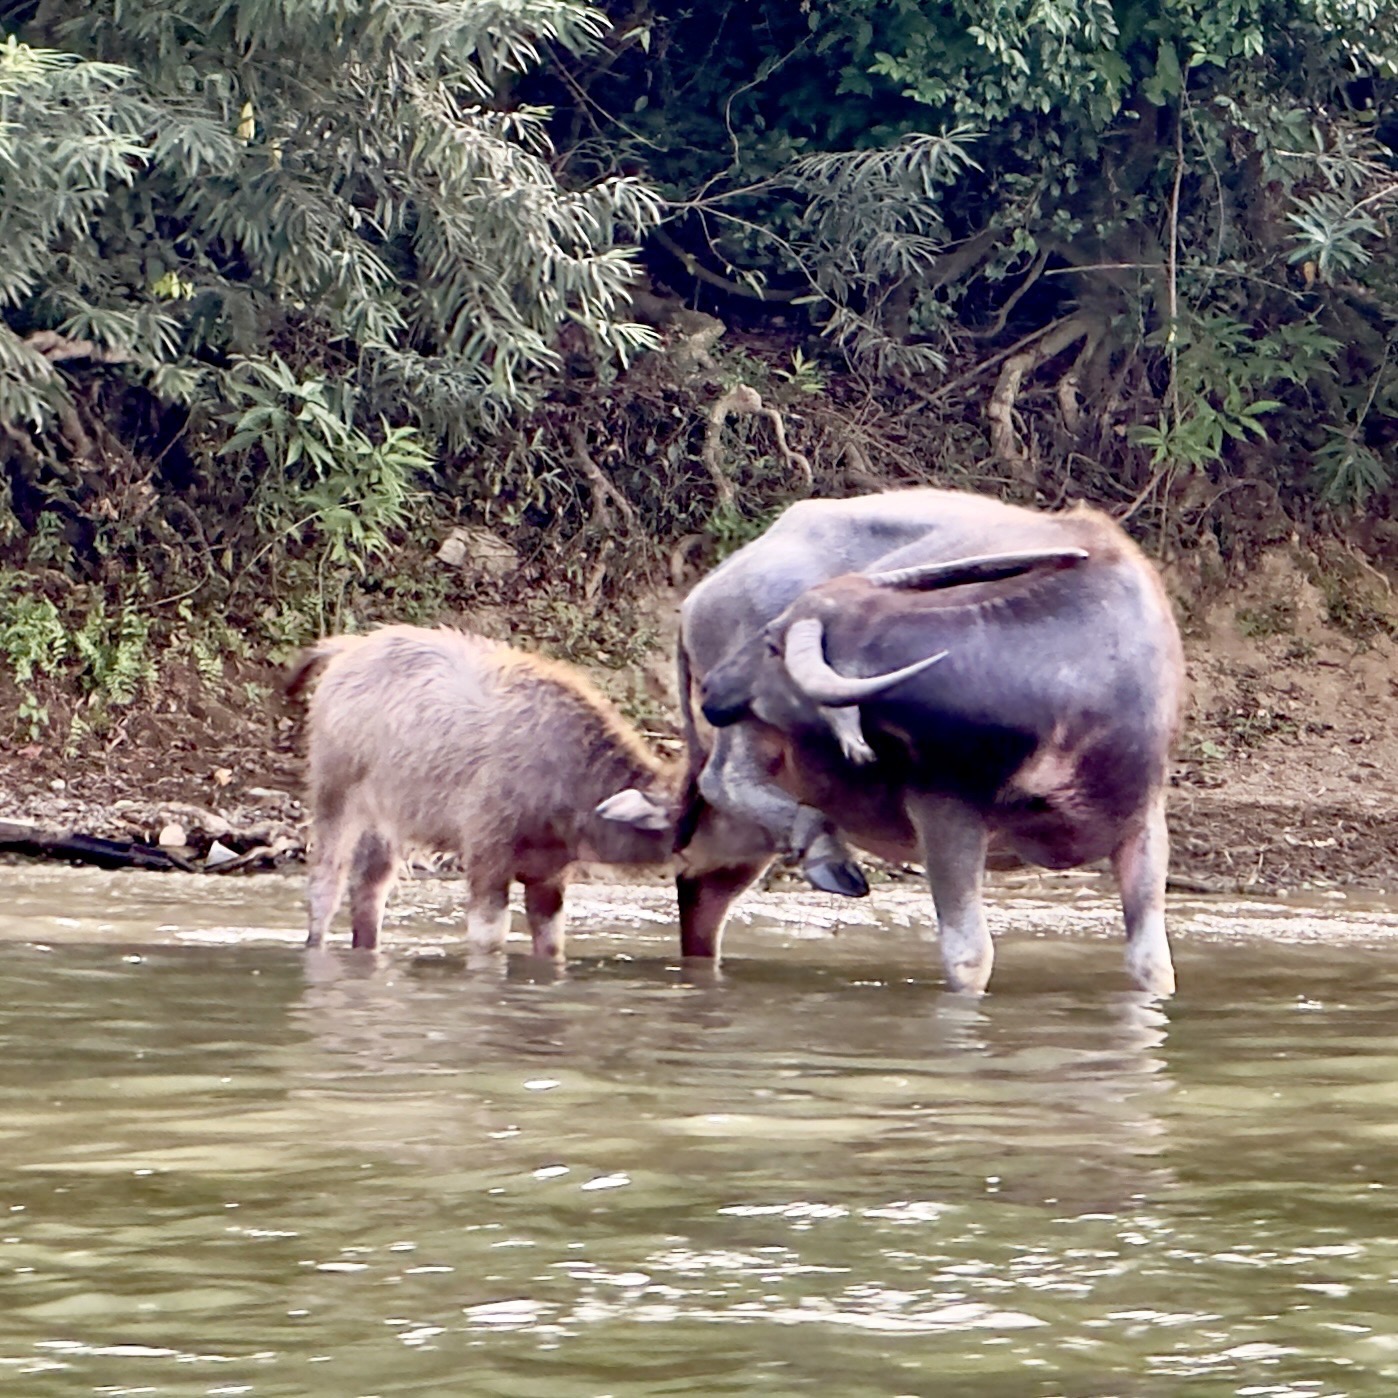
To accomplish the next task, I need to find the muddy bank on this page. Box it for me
[1,774,1392,897]
[0,566,1394,896]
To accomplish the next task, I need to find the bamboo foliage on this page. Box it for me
[2,1,659,442]
[566,0,1398,512]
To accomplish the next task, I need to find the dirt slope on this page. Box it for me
[1,552,1395,894]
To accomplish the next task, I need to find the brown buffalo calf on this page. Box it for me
[289,625,678,957]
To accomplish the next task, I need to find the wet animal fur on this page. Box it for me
[674,487,1184,993]
[292,625,679,954]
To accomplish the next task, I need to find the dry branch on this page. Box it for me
[653,228,801,303]
[0,819,192,871]
[24,330,135,365]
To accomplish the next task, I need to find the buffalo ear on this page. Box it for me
[595,788,671,832]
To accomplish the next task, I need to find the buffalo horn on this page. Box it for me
[866,546,1090,591]
[782,618,947,707]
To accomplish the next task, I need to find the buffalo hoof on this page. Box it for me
[1126,954,1176,1000]
[804,856,870,898]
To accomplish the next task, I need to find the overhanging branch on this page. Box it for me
[24,330,135,365]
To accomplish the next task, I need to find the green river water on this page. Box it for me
[2,864,1397,1396]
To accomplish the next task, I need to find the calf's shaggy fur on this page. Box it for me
[289,625,678,957]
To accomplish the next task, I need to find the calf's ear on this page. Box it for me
[595,788,671,831]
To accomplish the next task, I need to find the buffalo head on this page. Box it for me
[699,545,1088,736]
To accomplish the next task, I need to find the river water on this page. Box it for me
[2,865,1397,1396]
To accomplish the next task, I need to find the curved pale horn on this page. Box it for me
[782,618,947,707]
[867,546,1090,591]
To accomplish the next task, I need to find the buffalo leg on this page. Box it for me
[677,861,770,958]
[524,879,567,961]
[348,831,396,950]
[699,725,867,897]
[1112,794,1175,997]
[909,794,994,994]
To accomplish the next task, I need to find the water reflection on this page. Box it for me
[2,864,1398,1394]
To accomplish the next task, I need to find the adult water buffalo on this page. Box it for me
[674,489,1184,996]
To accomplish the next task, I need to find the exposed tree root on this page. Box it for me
[668,533,707,587]
[701,385,759,508]
[702,384,811,507]
[836,437,884,492]
[987,313,1097,465]
[969,247,1050,341]
[567,423,636,607]
[754,396,813,489]
[568,423,637,529]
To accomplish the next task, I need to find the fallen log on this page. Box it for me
[0,819,196,872]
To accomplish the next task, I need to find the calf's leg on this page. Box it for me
[908,793,994,994]
[1112,793,1175,997]
[348,830,396,950]
[524,879,568,961]
[465,861,512,953]
[306,818,353,947]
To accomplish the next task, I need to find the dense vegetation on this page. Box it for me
[1,0,1395,735]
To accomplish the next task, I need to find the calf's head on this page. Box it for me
[581,785,678,865]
